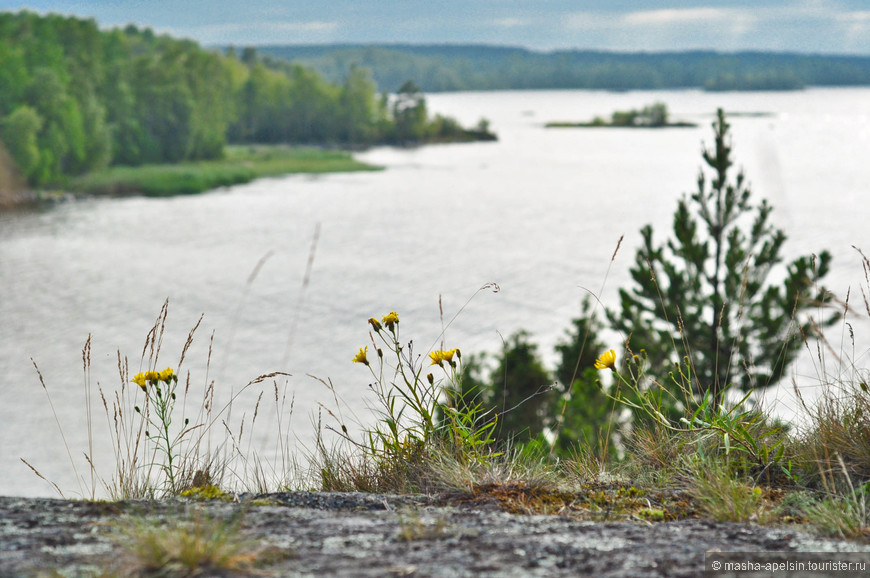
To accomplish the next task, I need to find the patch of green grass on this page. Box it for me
[685,459,775,524]
[801,456,870,539]
[111,509,280,576]
[67,145,381,197]
[805,493,870,539]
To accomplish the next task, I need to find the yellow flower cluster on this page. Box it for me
[131,367,176,390]
[352,346,369,365]
[429,348,459,367]
[382,311,399,330]
[594,349,617,371]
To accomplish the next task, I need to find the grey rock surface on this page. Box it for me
[0,492,868,577]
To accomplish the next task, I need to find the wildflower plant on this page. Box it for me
[595,347,788,479]
[132,366,190,493]
[345,311,497,478]
[431,347,499,462]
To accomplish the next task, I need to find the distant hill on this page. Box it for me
[253,44,870,93]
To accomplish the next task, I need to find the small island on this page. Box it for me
[546,102,697,129]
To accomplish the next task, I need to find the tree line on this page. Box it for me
[259,43,870,93]
[0,12,493,188]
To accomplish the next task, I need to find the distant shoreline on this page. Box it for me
[256,44,870,93]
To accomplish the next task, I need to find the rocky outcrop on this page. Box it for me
[1,493,868,577]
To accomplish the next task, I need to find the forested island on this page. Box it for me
[546,102,697,129]
[0,12,494,201]
[257,43,870,93]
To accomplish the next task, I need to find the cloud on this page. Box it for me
[622,8,736,26]
[558,4,870,53]
[205,20,338,34]
[563,7,758,49]
[492,17,528,29]
[171,19,340,44]
[261,20,339,33]
[564,7,753,31]
[562,11,620,31]
[836,10,870,23]
[834,10,870,50]
[622,7,757,37]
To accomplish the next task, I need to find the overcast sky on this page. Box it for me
[5,1,870,54]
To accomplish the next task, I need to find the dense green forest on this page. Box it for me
[0,12,492,188]
[257,43,870,92]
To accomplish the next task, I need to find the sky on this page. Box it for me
[5,1,870,54]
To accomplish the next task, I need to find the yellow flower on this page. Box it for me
[382,311,399,330]
[429,349,457,367]
[133,369,174,390]
[594,349,617,371]
[368,317,382,332]
[352,346,369,365]
[131,372,148,390]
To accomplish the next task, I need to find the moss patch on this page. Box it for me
[180,484,233,502]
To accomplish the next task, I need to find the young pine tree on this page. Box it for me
[609,109,835,406]
[485,330,554,444]
[552,297,619,457]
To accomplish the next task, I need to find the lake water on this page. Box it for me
[2,88,869,498]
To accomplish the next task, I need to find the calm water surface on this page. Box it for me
[2,88,869,497]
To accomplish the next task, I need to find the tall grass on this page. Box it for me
[26,298,294,499]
